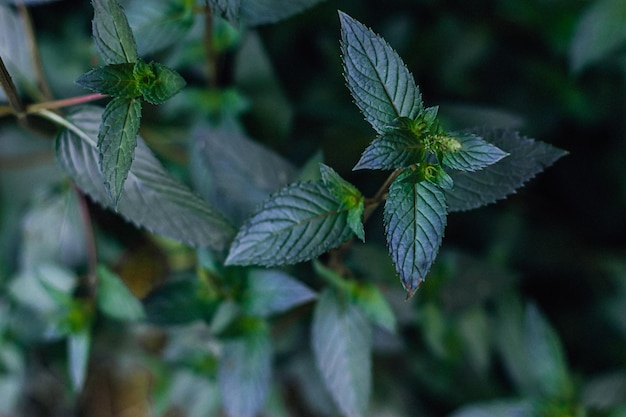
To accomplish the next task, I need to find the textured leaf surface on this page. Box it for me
[98,97,142,205]
[354,131,423,170]
[445,127,567,212]
[442,133,508,172]
[340,12,423,134]
[225,182,353,266]
[125,0,194,56]
[219,330,272,417]
[244,269,316,317]
[384,173,447,294]
[96,265,145,321]
[570,0,626,72]
[190,126,296,226]
[92,0,138,64]
[320,164,365,240]
[55,106,236,249]
[139,62,186,105]
[76,63,140,98]
[312,289,372,417]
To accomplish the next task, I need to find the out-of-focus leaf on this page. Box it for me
[445,127,567,212]
[125,0,194,56]
[312,289,372,417]
[68,329,91,392]
[55,106,236,249]
[570,0,626,73]
[144,277,216,325]
[340,11,423,134]
[384,172,447,295]
[0,4,35,101]
[524,303,573,400]
[218,328,272,417]
[96,265,145,321]
[235,32,293,143]
[225,182,353,266]
[0,341,24,415]
[457,307,491,375]
[583,372,626,409]
[165,370,221,417]
[19,187,86,271]
[190,126,295,226]
[9,264,76,314]
[241,0,326,26]
[244,269,316,317]
[448,399,534,417]
[92,0,138,65]
[0,0,60,4]
[352,283,397,333]
[98,97,142,205]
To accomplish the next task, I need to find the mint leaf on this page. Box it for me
[384,172,447,295]
[445,127,567,212]
[354,131,424,170]
[76,63,140,98]
[244,269,316,317]
[55,106,236,250]
[441,133,508,172]
[98,97,142,205]
[190,126,296,226]
[208,0,241,25]
[239,0,327,25]
[570,0,626,73]
[138,61,186,105]
[219,329,272,417]
[143,278,216,325]
[92,0,138,65]
[125,0,194,56]
[0,4,35,102]
[339,12,423,134]
[225,182,354,266]
[96,265,145,321]
[320,164,365,241]
[312,289,372,417]
[353,283,397,333]
[68,330,90,392]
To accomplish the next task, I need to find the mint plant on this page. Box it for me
[226,12,566,297]
[0,1,585,417]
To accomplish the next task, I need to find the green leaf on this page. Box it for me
[420,163,454,190]
[0,4,35,102]
[9,264,76,315]
[125,0,194,56]
[384,172,447,295]
[96,265,145,321]
[339,11,423,134]
[190,126,296,226]
[441,133,508,172]
[352,283,397,333]
[312,289,372,417]
[76,63,140,98]
[98,97,142,205]
[244,269,316,317]
[449,400,534,417]
[445,127,567,212]
[138,61,186,105]
[353,131,424,171]
[320,164,365,240]
[68,330,90,392]
[55,106,236,250]
[570,0,626,73]
[143,278,216,325]
[219,329,272,417]
[225,182,354,266]
[208,0,241,25]
[91,0,138,64]
[524,304,573,399]
[240,0,327,26]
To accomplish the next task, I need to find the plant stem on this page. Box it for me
[35,108,98,148]
[0,55,26,120]
[204,1,218,88]
[362,168,402,223]
[28,93,107,113]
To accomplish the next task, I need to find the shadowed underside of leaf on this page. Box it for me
[92,0,138,65]
[55,106,236,250]
[225,182,354,266]
[312,289,372,417]
[384,174,447,294]
[339,11,423,134]
[445,127,567,212]
[240,0,328,25]
[98,97,142,205]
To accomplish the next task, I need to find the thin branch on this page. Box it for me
[203,2,218,88]
[362,168,402,223]
[17,3,54,102]
[27,93,107,113]
[0,55,26,119]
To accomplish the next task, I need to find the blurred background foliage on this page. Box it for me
[1,0,626,416]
